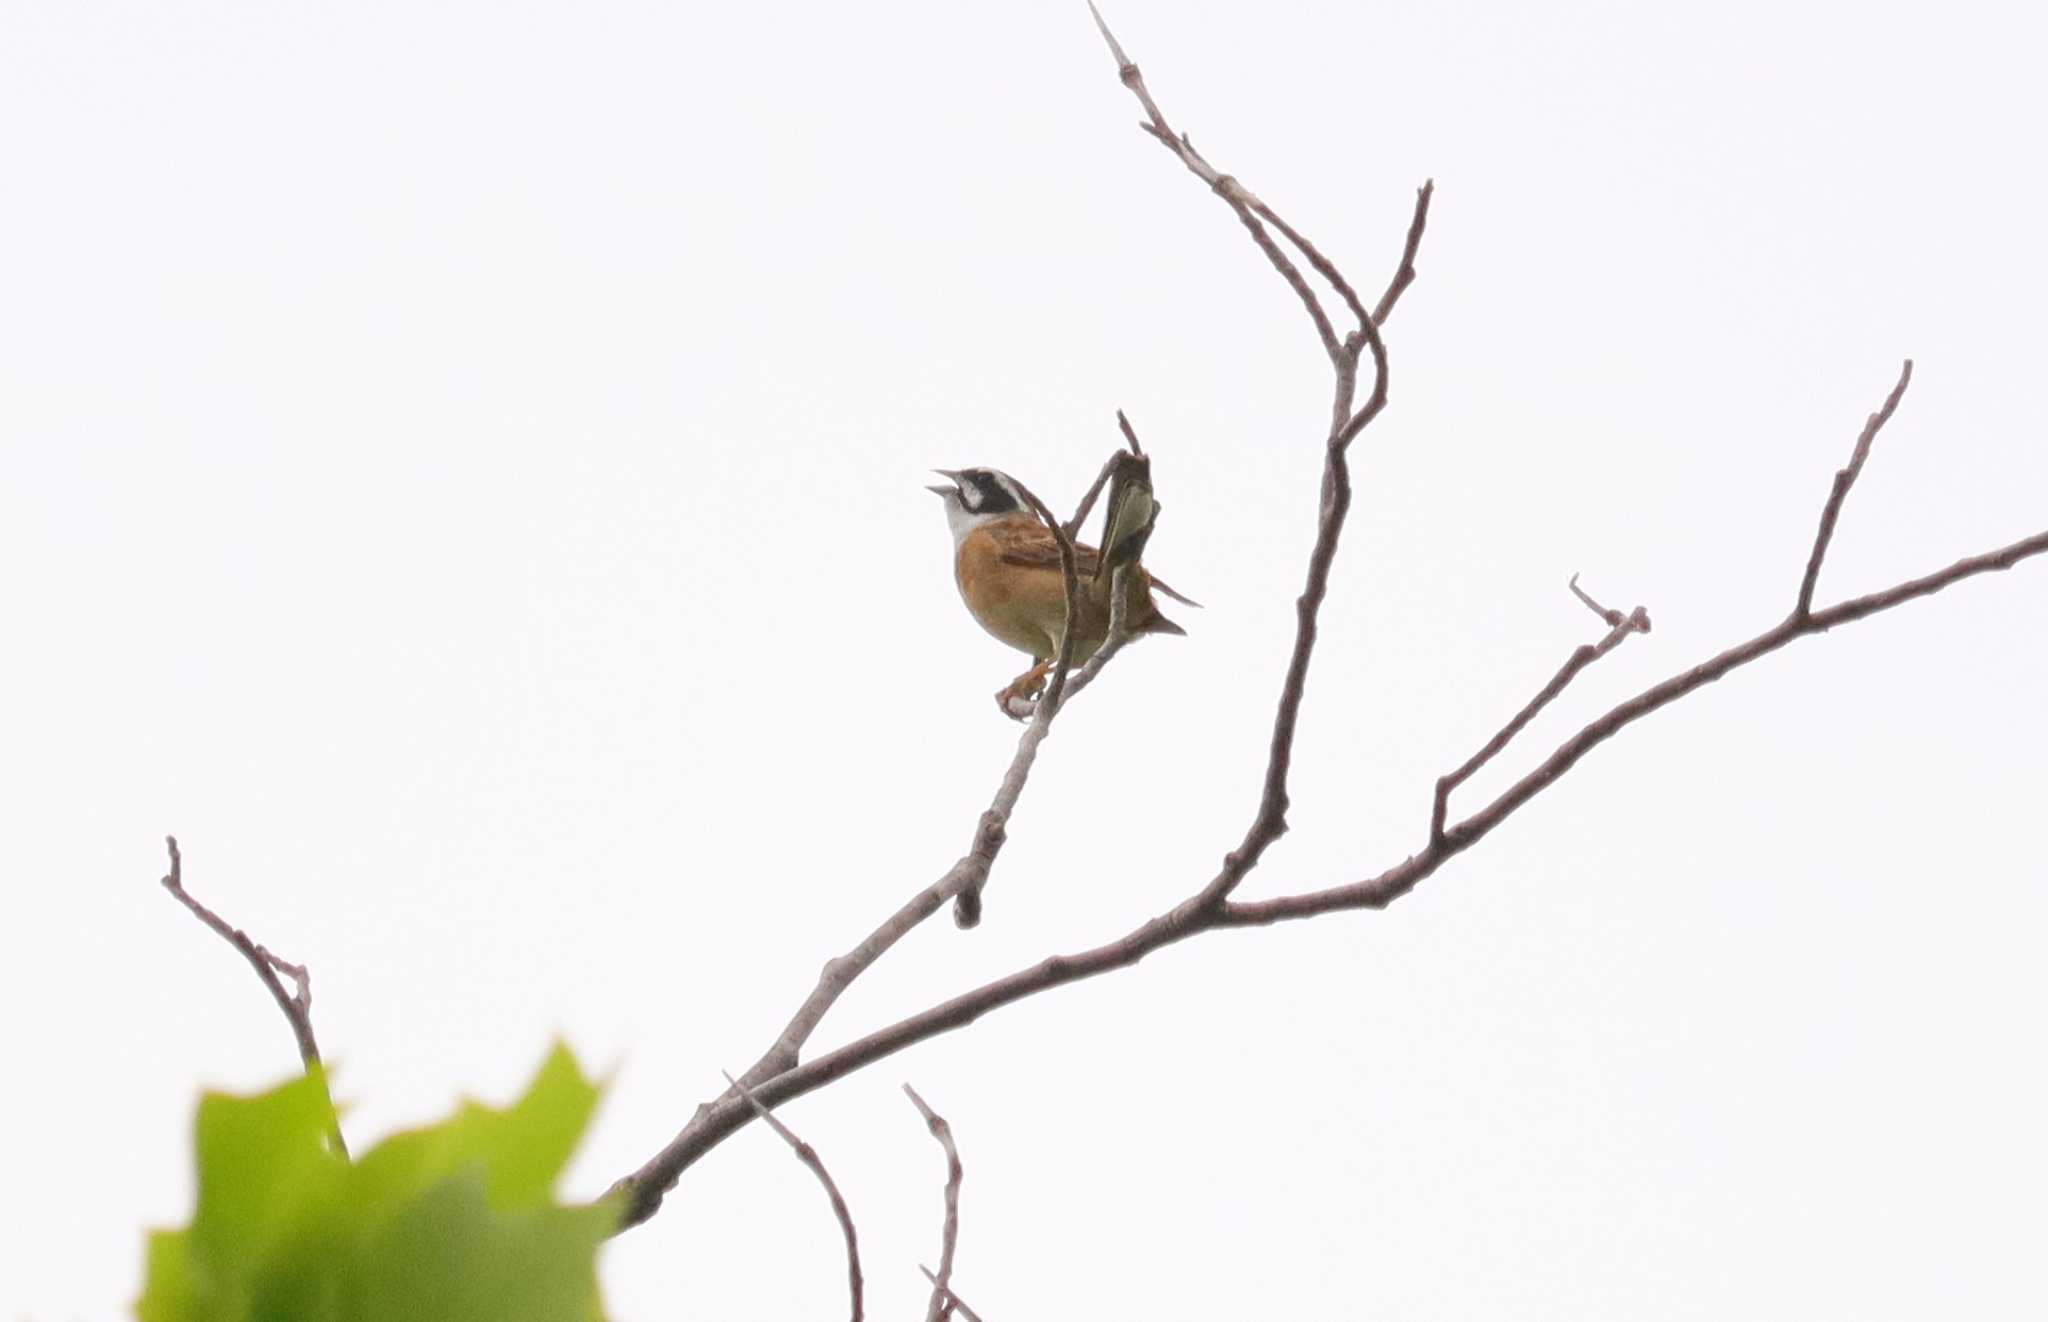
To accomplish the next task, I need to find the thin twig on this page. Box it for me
[1244,195,1372,332]
[1796,359,1914,618]
[1372,180,1434,327]
[920,1267,986,1322]
[1430,586,1652,846]
[1094,1,1345,363]
[1064,425,1150,579]
[1116,408,1145,457]
[158,835,347,1157]
[904,1084,965,1322]
[1567,571,1626,627]
[966,478,1089,924]
[723,1071,862,1322]
[1242,541,2048,927]
[1188,199,1412,914]
[1063,451,1124,542]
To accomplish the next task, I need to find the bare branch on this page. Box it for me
[737,633,1092,1079]
[904,1084,965,1322]
[612,510,2047,1228]
[1430,585,1652,846]
[1192,225,1409,914]
[919,1267,986,1322]
[965,476,1098,923]
[1231,550,2048,928]
[1796,359,1914,618]
[1428,533,2044,855]
[158,835,347,1157]
[1090,6,1432,918]
[723,1071,862,1322]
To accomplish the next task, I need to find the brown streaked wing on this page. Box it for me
[995,515,1201,609]
[994,519,1105,576]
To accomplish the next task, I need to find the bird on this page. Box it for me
[928,464,1197,715]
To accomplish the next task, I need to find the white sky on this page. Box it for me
[5,0,2045,1316]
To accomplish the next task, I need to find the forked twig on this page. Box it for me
[1430,583,1652,845]
[919,1266,986,1322]
[158,835,347,1156]
[1796,360,1915,618]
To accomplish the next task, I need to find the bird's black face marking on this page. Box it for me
[955,468,1022,515]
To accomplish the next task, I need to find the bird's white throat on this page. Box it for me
[942,497,1006,548]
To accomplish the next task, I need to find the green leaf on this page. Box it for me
[187,1068,346,1282]
[346,1171,615,1322]
[351,1042,600,1216]
[137,1044,614,1322]
[136,1230,203,1322]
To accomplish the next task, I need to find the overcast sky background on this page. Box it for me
[5,0,2045,1317]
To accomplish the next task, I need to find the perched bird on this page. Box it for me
[928,465,1198,714]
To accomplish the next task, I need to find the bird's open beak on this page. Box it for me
[927,469,960,496]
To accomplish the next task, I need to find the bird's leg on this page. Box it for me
[994,657,1051,717]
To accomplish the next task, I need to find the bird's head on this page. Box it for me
[928,467,1028,543]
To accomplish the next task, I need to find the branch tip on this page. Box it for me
[1115,409,1145,456]
[1086,0,1133,71]
[1795,358,1915,617]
